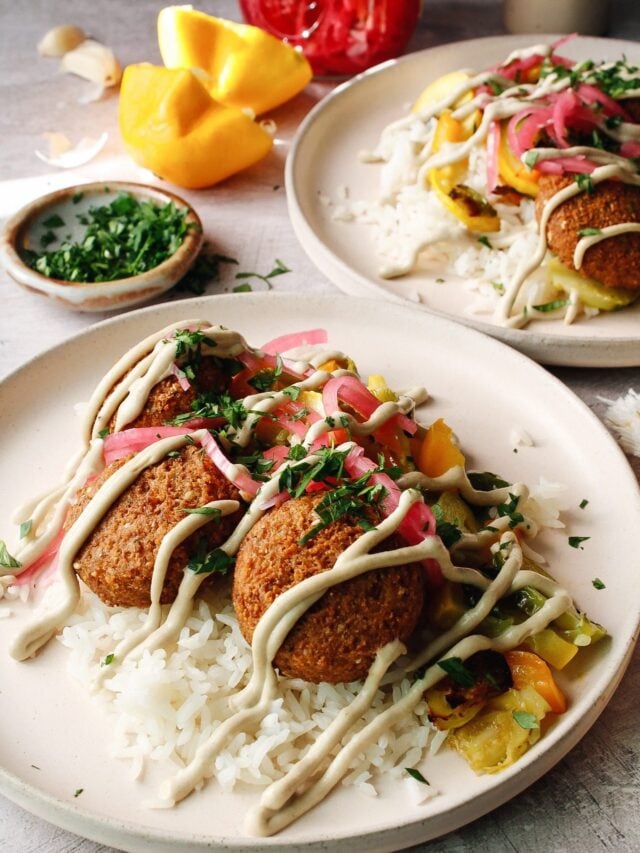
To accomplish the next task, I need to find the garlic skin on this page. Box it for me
[38,24,86,57]
[60,39,122,87]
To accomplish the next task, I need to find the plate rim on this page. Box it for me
[285,34,640,369]
[1,291,639,852]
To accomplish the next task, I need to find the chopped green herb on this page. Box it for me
[491,281,505,295]
[98,427,110,439]
[405,767,430,785]
[523,150,539,169]
[592,577,606,590]
[40,230,57,248]
[25,193,197,283]
[512,710,538,730]
[286,444,308,462]
[181,506,222,519]
[166,450,181,458]
[0,541,21,569]
[477,235,492,249]
[435,277,445,284]
[437,657,475,688]
[578,227,602,237]
[574,174,594,195]
[233,282,253,293]
[569,536,590,549]
[101,653,115,667]
[74,788,84,798]
[497,493,524,528]
[169,390,249,429]
[235,258,291,290]
[468,471,510,491]
[532,298,569,313]
[579,498,589,509]
[283,385,302,401]
[19,520,32,539]
[72,191,84,204]
[42,213,65,228]
[176,252,238,296]
[187,539,235,575]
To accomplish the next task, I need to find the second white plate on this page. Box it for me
[286,35,640,367]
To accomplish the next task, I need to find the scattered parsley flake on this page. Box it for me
[187,540,234,575]
[42,213,65,228]
[19,520,32,539]
[74,788,84,798]
[181,506,222,519]
[437,657,475,688]
[477,235,492,249]
[235,258,291,290]
[592,577,606,590]
[101,653,115,667]
[532,298,569,313]
[579,498,589,509]
[569,535,590,549]
[574,174,594,195]
[523,150,539,169]
[233,283,253,293]
[0,541,21,569]
[512,710,538,730]
[405,767,430,785]
[578,227,602,237]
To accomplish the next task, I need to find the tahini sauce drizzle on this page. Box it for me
[6,323,578,836]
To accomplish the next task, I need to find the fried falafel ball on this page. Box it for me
[110,356,232,431]
[65,445,243,607]
[535,175,640,289]
[233,494,424,684]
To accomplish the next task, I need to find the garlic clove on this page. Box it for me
[38,24,86,57]
[60,39,122,87]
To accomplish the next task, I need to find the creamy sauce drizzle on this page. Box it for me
[6,321,579,836]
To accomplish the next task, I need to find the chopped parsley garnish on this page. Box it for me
[234,258,291,290]
[477,235,492,249]
[286,444,308,462]
[0,541,21,569]
[42,213,65,229]
[279,447,348,498]
[233,282,253,293]
[248,354,284,392]
[512,710,538,730]
[25,193,197,282]
[101,653,115,667]
[283,385,302,401]
[468,471,510,491]
[98,427,110,439]
[181,506,222,519]
[437,656,475,688]
[592,577,606,590]
[532,298,569,313]
[574,174,594,195]
[432,503,462,548]
[234,453,276,480]
[569,536,590,549]
[491,281,505,294]
[74,788,84,798]
[19,520,32,539]
[496,493,524,528]
[578,227,602,237]
[187,539,235,575]
[523,150,540,169]
[405,767,430,785]
[169,390,249,429]
[579,498,589,509]
[299,471,388,545]
[175,252,238,296]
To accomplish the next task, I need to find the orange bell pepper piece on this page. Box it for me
[417,418,466,478]
[119,64,273,189]
[157,7,312,116]
[505,649,567,714]
[497,123,540,197]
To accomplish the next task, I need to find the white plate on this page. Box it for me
[286,35,640,368]
[0,293,639,852]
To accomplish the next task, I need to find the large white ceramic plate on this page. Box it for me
[286,35,640,368]
[1,293,639,852]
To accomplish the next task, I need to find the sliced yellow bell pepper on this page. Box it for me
[413,70,480,137]
[119,64,273,189]
[428,112,500,233]
[417,418,466,478]
[157,6,312,116]
[497,123,540,197]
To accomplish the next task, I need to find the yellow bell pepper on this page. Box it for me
[497,123,540,197]
[428,112,500,233]
[417,418,466,478]
[157,6,312,116]
[119,64,273,189]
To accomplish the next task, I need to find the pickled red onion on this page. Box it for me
[11,530,65,586]
[199,432,261,496]
[322,376,416,435]
[103,426,197,464]
[261,328,328,355]
[170,363,192,391]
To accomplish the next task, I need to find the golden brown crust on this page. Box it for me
[65,445,243,607]
[535,175,640,290]
[109,356,229,431]
[232,494,424,684]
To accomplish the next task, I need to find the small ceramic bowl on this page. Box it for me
[0,181,203,312]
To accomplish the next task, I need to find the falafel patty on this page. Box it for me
[233,494,424,684]
[535,175,640,289]
[65,444,243,607]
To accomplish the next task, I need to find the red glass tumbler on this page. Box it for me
[239,0,422,77]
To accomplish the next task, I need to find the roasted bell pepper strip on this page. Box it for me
[119,64,273,189]
[498,122,540,197]
[416,418,466,478]
[157,6,312,116]
[504,649,567,714]
[428,112,500,232]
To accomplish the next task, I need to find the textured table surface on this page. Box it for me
[1,1,639,851]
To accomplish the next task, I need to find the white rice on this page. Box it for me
[601,388,640,456]
[58,588,437,797]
